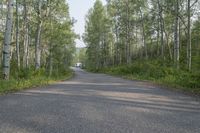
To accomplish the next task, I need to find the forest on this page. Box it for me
[82,0,200,94]
[0,0,76,93]
[0,1,199,132]
[1,0,200,94]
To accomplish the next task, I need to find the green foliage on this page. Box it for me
[97,60,200,95]
[73,48,87,67]
[83,0,113,69]
[0,68,73,94]
[0,0,76,80]
[83,0,200,96]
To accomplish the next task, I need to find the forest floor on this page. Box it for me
[0,68,199,133]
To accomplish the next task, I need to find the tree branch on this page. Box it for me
[190,0,198,8]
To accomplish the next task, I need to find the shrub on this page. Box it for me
[0,68,73,94]
[95,60,200,95]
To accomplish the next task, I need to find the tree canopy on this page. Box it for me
[83,0,200,72]
[0,0,77,79]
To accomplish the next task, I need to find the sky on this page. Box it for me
[67,0,106,48]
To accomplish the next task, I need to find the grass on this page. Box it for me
[90,60,200,96]
[0,68,74,94]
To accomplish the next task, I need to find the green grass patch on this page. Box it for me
[0,68,74,94]
[93,61,200,95]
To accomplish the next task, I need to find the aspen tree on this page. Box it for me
[2,0,14,80]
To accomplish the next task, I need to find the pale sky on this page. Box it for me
[67,0,106,48]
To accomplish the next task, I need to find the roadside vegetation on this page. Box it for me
[93,60,200,95]
[82,0,200,95]
[0,68,73,94]
[0,0,76,93]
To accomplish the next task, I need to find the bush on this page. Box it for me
[0,68,73,94]
[96,60,200,95]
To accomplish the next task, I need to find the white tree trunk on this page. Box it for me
[140,9,148,60]
[157,0,165,59]
[16,0,20,69]
[2,0,14,80]
[35,21,42,69]
[174,0,180,69]
[35,0,43,70]
[23,1,29,68]
[187,0,192,71]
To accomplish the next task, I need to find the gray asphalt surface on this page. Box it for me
[0,68,200,133]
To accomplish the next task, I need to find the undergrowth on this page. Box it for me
[91,60,200,95]
[0,68,73,94]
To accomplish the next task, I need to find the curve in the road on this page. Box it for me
[0,68,200,133]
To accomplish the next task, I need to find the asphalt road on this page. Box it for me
[0,68,200,133]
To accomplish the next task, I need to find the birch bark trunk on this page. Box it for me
[23,0,29,68]
[187,0,192,71]
[35,0,43,69]
[2,0,14,80]
[174,0,180,69]
[16,0,20,69]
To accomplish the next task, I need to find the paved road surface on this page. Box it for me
[0,68,200,133]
